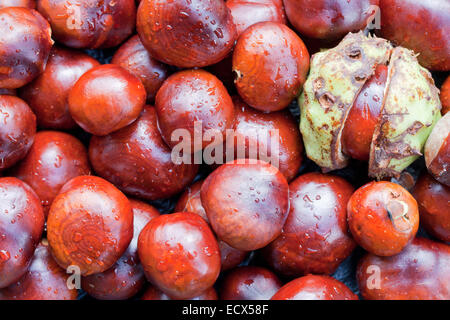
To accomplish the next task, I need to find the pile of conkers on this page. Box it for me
[0,0,449,301]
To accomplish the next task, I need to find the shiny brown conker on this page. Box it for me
[441,76,450,115]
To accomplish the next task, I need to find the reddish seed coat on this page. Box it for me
[155,69,235,153]
[89,106,199,200]
[10,131,91,217]
[201,159,289,251]
[425,113,450,187]
[0,177,45,289]
[441,76,450,115]
[224,96,303,181]
[141,285,218,300]
[0,0,35,9]
[342,64,387,161]
[233,21,310,112]
[47,176,133,276]
[379,0,450,71]
[412,173,450,242]
[226,0,286,36]
[36,0,135,49]
[68,64,146,136]
[347,181,419,256]
[175,180,248,271]
[0,7,53,89]
[220,266,282,300]
[263,172,356,277]
[0,242,78,300]
[138,212,221,299]
[271,275,358,300]
[19,47,100,130]
[111,35,170,103]
[82,200,160,300]
[0,95,36,170]
[137,0,237,68]
[283,0,379,40]
[357,238,450,300]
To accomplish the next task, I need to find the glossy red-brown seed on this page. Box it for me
[224,96,303,181]
[37,0,135,49]
[0,0,35,8]
[441,76,450,115]
[174,180,248,271]
[138,212,221,299]
[155,69,234,153]
[201,159,289,251]
[271,275,358,300]
[89,106,199,200]
[233,22,309,112]
[9,131,91,217]
[0,241,78,300]
[412,173,450,242]
[263,173,356,277]
[68,64,146,136]
[137,0,237,68]
[357,238,450,300]
[141,285,218,300]
[19,47,100,130]
[424,113,450,187]
[0,177,44,288]
[0,95,36,170]
[227,0,286,36]
[347,181,419,256]
[82,200,160,300]
[220,266,282,300]
[0,7,53,89]
[111,35,170,103]
[342,64,387,161]
[47,176,133,276]
[284,0,379,40]
[379,0,450,71]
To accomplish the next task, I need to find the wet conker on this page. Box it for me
[441,76,450,115]
[347,181,419,256]
[82,199,160,300]
[138,212,221,299]
[424,113,449,187]
[89,106,199,200]
[201,159,289,251]
[137,0,237,68]
[37,0,135,49]
[47,176,133,276]
[233,21,309,112]
[220,266,282,300]
[0,7,53,89]
[263,172,356,277]
[141,286,218,300]
[68,64,146,136]
[0,177,44,288]
[19,47,100,130]
[0,95,36,170]
[10,131,91,217]
[271,275,358,300]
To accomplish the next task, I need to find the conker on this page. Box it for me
[233,21,309,112]
[0,95,36,170]
[441,76,450,115]
[89,106,199,200]
[347,181,419,256]
[263,172,356,277]
[141,286,218,300]
[47,176,133,276]
[68,64,146,136]
[0,177,44,288]
[138,212,221,299]
[137,0,237,68]
[424,113,449,186]
[412,173,450,242]
[10,131,91,217]
[81,200,160,300]
[37,0,135,49]
[220,266,282,300]
[19,46,100,130]
[201,159,289,251]
[0,7,52,89]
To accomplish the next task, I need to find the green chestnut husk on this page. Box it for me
[299,32,441,179]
